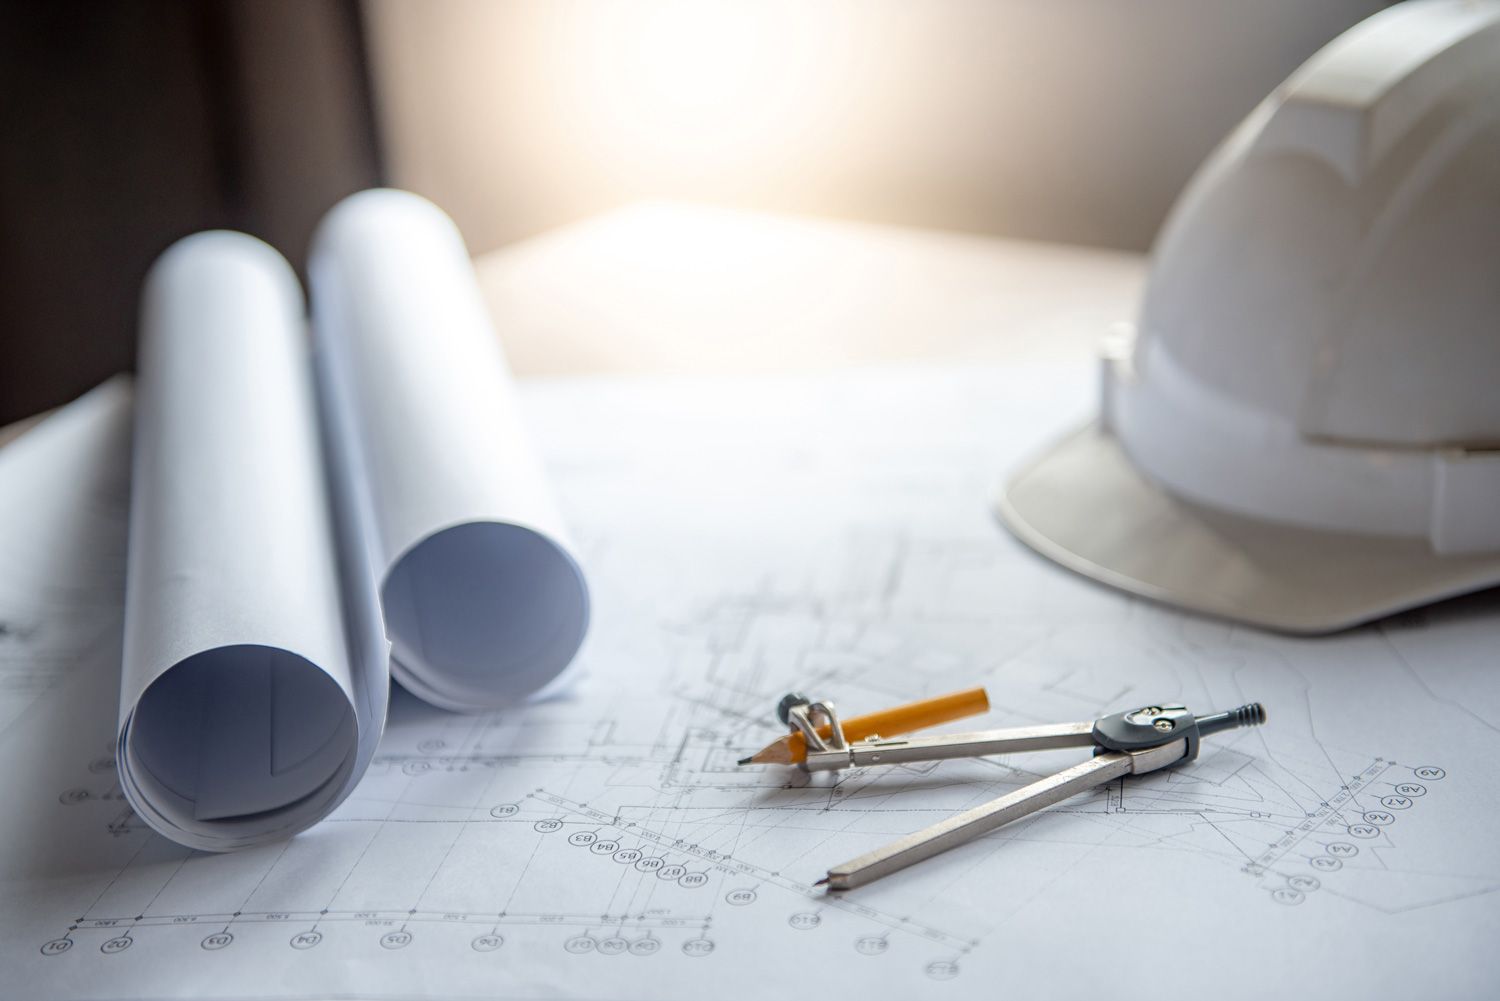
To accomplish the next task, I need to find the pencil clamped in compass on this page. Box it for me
[740,691,1266,888]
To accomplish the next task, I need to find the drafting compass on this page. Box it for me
[741,692,1266,889]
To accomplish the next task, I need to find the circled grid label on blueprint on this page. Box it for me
[2,366,1498,1000]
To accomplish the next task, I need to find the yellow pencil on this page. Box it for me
[737,687,991,765]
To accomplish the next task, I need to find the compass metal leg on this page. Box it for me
[821,751,1134,890]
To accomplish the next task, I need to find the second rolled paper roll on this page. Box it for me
[310,190,590,711]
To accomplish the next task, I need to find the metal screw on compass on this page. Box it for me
[737,693,1266,890]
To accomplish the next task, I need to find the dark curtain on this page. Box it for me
[0,0,383,425]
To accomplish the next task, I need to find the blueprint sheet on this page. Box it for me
[3,365,1498,1000]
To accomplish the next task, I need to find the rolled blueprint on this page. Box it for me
[310,190,590,711]
[118,232,388,851]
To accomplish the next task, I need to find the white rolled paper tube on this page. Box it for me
[119,232,387,851]
[309,190,590,710]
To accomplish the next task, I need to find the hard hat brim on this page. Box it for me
[996,422,1500,634]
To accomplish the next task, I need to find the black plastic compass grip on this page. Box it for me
[1091,703,1201,762]
[1091,702,1268,766]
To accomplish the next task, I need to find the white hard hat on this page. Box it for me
[997,0,1500,633]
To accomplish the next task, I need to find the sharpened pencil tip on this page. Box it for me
[736,756,753,766]
[813,877,828,887]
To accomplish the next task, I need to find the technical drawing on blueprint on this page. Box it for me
[2,366,1498,1000]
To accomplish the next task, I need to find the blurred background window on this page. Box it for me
[0,0,1389,425]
